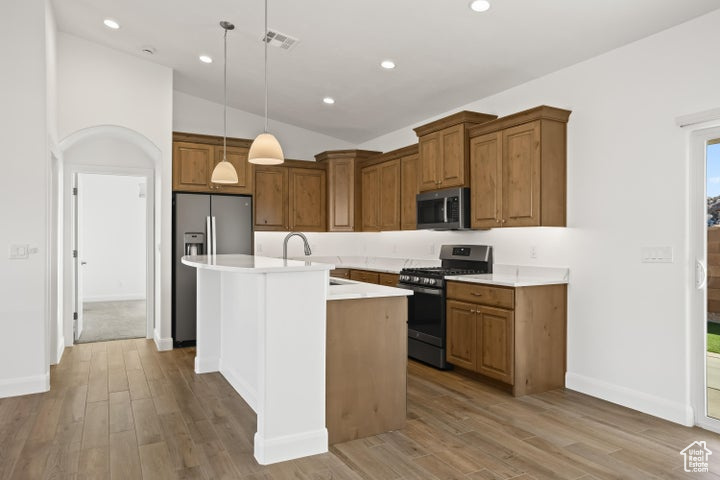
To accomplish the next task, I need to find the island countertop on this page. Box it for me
[182,254,335,273]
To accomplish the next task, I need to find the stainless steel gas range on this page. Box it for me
[398,245,493,369]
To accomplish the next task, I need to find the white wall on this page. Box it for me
[265,9,720,425]
[80,174,146,302]
[57,32,174,350]
[173,91,353,160]
[0,0,50,396]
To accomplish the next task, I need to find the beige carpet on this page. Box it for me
[77,300,146,344]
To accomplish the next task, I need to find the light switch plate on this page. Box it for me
[9,244,29,260]
[641,246,673,263]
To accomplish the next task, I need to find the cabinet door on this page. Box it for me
[446,300,477,370]
[212,146,252,194]
[439,124,466,188]
[361,165,380,231]
[470,132,502,229]
[289,168,326,232]
[328,158,355,231]
[379,159,401,231]
[502,121,541,227]
[378,272,399,287]
[400,154,418,230]
[173,142,212,192]
[349,270,379,284]
[476,305,514,384]
[254,166,288,231]
[418,133,440,192]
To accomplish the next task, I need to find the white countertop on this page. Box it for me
[182,254,335,273]
[446,264,569,287]
[291,255,439,274]
[327,276,412,301]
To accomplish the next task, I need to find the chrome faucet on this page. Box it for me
[283,232,312,260]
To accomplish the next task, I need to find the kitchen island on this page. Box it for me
[181,254,333,465]
[181,254,412,464]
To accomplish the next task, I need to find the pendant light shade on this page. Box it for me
[211,21,239,184]
[250,0,284,165]
[248,133,284,165]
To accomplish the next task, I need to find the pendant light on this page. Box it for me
[248,0,284,165]
[210,21,239,184]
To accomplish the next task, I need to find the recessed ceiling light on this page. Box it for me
[199,55,213,64]
[141,46,156,55]
[469,0,490,12]
[380,60,396,70]
[103,19,120,30]
[323,97,335,105]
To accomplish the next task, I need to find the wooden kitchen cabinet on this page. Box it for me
[469,106,571,228]
[414,111,497,193]
[361,159,401,231]
[289,168,326,231]
[173,141,213,192]
[315,150,382,232]
[350,269,380,284]
[400,152,419,230]
[172,133,253,194]
[378,272,400,287]
[254,166,288,231]
[212,145,252,194]
[446,280,566,396]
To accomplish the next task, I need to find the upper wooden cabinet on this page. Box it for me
[172,132,253,194]
[316,150,381,232]
[361,159,401,231]
[414,111,497,193]
[254,165,288,231]
[254,161,327,232]
[289,168,326,231]
[469,106,571,228]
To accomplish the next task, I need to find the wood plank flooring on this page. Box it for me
[1,338,718,479]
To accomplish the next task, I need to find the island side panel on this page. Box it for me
[254,270,329,465]
[219,271,260,412]
[195,268,222,373]
[326,296,407,444]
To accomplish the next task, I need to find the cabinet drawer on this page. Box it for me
[350,270,380,284]
[446,281,514,309]
[378,273,399,287]
[331,268,351,279]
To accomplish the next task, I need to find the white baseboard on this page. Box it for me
[566,372,694,426]
[195,356,220,374]
[0,372,50,398]
[219,360,258,413]
[84,294,146,303]
[53,335,65,365]
[153,329,173,351]
[253,428,328,465]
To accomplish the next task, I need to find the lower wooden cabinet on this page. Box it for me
[330,268,351,279]
[350,270,380,284]
[446,281,566,396]
[378,272,400,287]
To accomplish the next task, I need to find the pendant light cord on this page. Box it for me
[264,0,269,133]
[223,27,228,161]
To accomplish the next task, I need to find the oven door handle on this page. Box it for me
[443,197,448,223]
[398,284,443,296]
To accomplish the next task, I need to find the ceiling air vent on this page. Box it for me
[261,30,300,50]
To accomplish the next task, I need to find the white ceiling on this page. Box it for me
[53,0,720,143]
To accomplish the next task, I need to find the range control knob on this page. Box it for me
[412,276,420,283]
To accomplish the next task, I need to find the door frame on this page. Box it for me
[689,124,720,432]
[63,164,155,344]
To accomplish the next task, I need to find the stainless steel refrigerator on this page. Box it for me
[172,193,253,347]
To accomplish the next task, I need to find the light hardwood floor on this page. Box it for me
[1,338,719,479]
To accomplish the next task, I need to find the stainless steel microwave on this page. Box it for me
[416,187,471,230]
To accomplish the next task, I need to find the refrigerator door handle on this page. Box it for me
[206,216,213,255]
[211,216,217,256]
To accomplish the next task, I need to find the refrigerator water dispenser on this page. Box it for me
[184,233,204,256]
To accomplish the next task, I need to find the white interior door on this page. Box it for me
[73,174,85,340]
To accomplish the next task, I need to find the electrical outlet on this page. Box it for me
[257,243,263,253]
[530,246,537,259]
[641,246,673,263]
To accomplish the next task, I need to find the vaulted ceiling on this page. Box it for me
[53,0,720,143]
